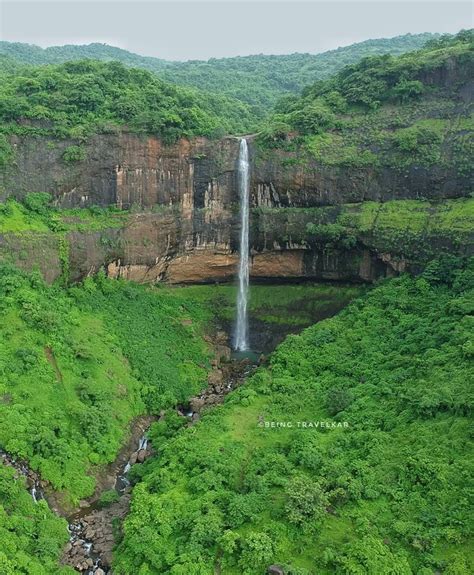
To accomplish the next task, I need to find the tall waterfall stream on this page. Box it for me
[234,138,250,351]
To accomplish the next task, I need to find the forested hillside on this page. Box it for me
[0,33,437,117]
[0,59,255,150]
[0,266,212,504]
[257,30,473,173]
[114,257,474,575]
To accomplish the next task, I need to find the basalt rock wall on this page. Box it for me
[0,133,470,284]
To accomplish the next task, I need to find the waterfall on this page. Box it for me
[234,138,250,351]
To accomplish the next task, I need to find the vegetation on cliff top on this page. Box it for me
[0,33,438,118]
[0,59,255,146]
[114,257,474,575]
[257,30,474,172]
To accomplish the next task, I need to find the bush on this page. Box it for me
[62,145,87,163]
[23,192,52,214]
[291,101,336,135]
[98,489,120,508]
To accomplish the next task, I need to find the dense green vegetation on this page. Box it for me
[254,198,474,266]
[0,467,72,574]
[0,59,255,146]
[0,33,437,118]
[0,265,212,504]
[114,257,474,575]
[258,31,473,171]
[0,27,472,575]
[0,193,129,234]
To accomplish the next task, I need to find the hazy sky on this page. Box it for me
[1,1,472,61]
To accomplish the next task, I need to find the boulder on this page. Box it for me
[216,331,227,344]
[268,566,285,575]
[136,449,147,463]
[216,344,231,361]
[190,397,205,412]
[207,369,224,389]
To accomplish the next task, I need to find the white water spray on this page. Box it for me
[234,138,250,351]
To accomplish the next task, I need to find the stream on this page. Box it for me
[63,433,153,574]
[62,351,254,574]
[1,341,256,575]
[0,286,355,573]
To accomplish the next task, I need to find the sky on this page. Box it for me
[0,0,472,61]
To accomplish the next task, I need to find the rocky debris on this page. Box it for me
[208,368,224,389]
[215,344,231,362]
[64,493,131,572]
[179,337,257,423]
[268,565,285,575]
[189,397,206,412]
[62,428,153,574]
[0,449,45,502]
[136,449,147,463]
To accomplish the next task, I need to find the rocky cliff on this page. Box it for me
[0,133,472,284]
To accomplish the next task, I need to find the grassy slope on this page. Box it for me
[175,283,365,327]
[114,259,474,575]
[0,267,212,504]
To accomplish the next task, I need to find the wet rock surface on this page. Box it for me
[64,494,131,574]
[0,449,46,502]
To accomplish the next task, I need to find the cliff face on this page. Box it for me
[0,133,471,284]
[3,132,470,209]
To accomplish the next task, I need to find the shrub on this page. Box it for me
[23,192,52,214]
[98,489,120,508]
[291,101,336,135]
[62,145,87,163]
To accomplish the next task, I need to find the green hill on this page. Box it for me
[0,59,255,147]
[257,30,474,174]
[0,33,438,117]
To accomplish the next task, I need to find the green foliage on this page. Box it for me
[0,60,255,142]
[98,489,120,508]
[0,266,211,503]
[290,101,336,135]
[0,466,72,574]
[0,197,129,234]
[23,192,52,215]
[114,259,474,574]
[393,78,424,103]
[305,222,357,249]
[257,31,473,171]
[391,124,443,166]
[62,145,86,163]
[0,33,439,119]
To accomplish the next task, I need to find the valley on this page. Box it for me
[0,27,472,575]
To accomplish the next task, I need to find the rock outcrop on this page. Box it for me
[0,133,471,284]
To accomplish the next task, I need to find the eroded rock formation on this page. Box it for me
[0,133,471,284]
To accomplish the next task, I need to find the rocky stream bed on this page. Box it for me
[1,332,256,574]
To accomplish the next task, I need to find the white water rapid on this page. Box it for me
[234,138,250,351]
